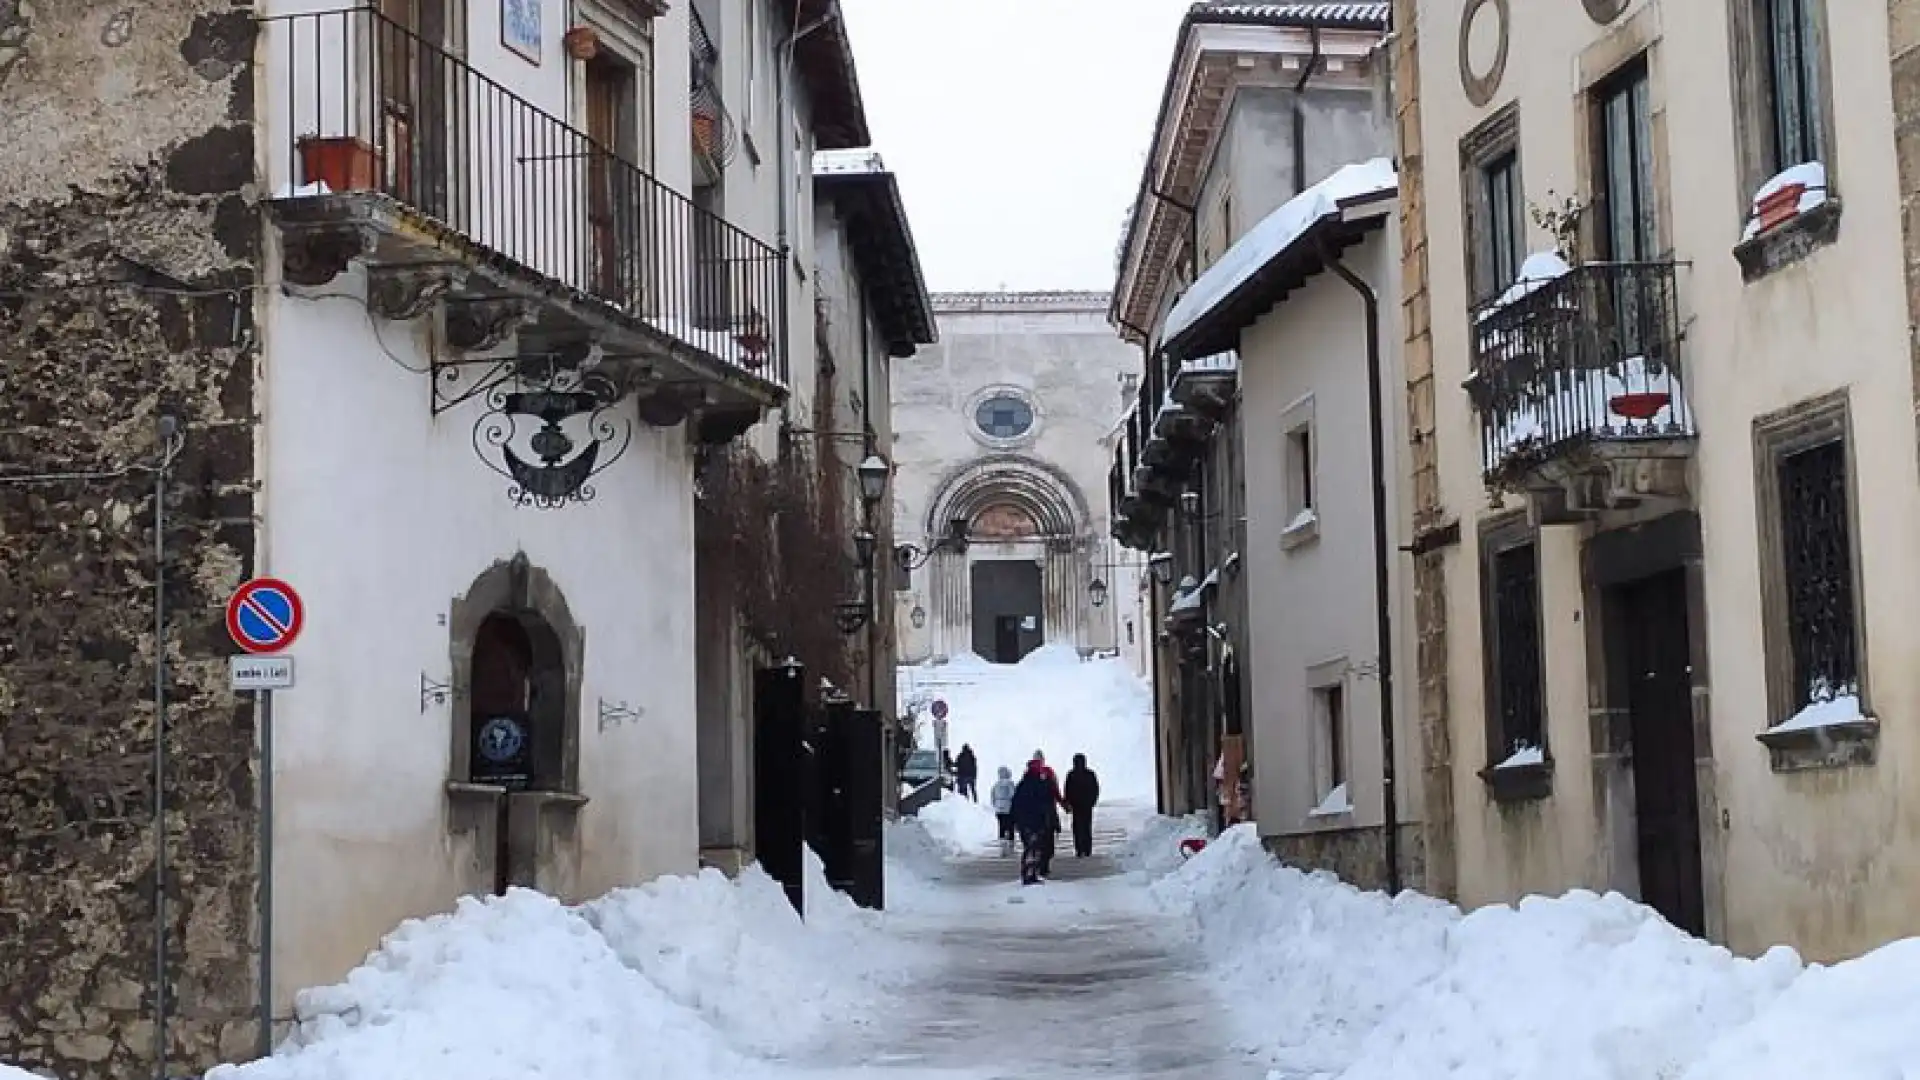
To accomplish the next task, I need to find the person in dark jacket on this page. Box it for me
[1063,753,1102,857]
[1008,760,1057,885]
[1028,750,1066,876]
[954,744,979,802]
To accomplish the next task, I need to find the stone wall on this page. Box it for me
[1391,0,1459,902]
[1263,824,1426,893]
[0,3,261,1077]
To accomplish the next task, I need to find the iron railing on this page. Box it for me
[1466,261,1690,480]
[263,7,785,384]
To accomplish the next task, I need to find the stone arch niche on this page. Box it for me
[920,456,1097,663]
[446,552,588,897]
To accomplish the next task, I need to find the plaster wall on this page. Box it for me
[1414,0,1920,960]
[1237,226,1422,844]
[259,280,701,1010]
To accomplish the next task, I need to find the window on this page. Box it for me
[975,394,1035,439]
[1481,527,1545,763]
[1755,391,1866,731]
[1593,60,1657,261]
[1316,682,1347,792]
[1461,106,1524,302]
[1759,0,1826,173]
[1288,427,1314,518]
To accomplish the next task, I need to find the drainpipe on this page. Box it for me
[1292,23,1324,196]
[153,425,171,1080]
[1317,233,1401,896]
[858,287,878,710]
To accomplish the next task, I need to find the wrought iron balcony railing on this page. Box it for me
[1465,261,1691,482]
[263,7,785,384]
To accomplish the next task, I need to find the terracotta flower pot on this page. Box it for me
[563,26,599,61]
[297,135,380,192]
[1609,391,1671,421]
[692,113,717,155]
[1755,183,1806,234]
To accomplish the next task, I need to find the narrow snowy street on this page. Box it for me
[781,806,1267,1080]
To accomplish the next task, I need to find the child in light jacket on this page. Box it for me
[989,766,1018,856]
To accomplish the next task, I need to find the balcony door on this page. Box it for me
[377,0,459,221]
[1591,59,1660,367]
[585,55,637,306]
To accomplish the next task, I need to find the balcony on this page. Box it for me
[261,7,784,446]
[1109,409,1165,551]
[1464,261,1694,518]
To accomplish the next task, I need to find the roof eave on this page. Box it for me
[814,171,937,351]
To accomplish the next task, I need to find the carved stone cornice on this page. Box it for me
[368,266,465,322]
[444,299,531,353]
[280,223,376,288]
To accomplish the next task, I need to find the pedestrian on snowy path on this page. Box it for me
[1063,753,1101,858]
[989,766,1018,857]
[1028,750,1066,877]
[955,744,979,802]
[1009,760,1056,885]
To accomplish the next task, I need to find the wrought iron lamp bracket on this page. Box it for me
[597,697,645,732]
[420,672,451,713]
[431,356,521,416]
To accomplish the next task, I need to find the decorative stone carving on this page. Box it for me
[444,299,530,352]
[367,266,463,322]
[280,224,373,287]
[1457,0,1509,109]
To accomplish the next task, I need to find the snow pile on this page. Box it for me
[897,644,1156,801]
[1116,811,1210,879]
[1764,691,1869,735]
[916,792,1001,855]
[583,852,917,1055]
[211,858,923,1080]
[3,1066,51,1080]
[1153,823,1920,1080]
[208,890,755,1080]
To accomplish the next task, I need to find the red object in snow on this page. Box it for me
[1179,837,1208,859]
[1609,391,1671,421]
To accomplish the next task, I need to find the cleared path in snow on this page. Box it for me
[781,808,1267,1080]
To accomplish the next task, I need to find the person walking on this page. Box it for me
[1063,753,1102,858]
[989,766,1018,857]
[1009,759,1056,885]
[1028,750,1066,877]
[954,744,979,802]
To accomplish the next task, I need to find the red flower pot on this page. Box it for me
[1609,391,1671,421]
[1755,184,1806,234]
[297,135,379,192]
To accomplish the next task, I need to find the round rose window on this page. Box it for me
[974,394,1035,439]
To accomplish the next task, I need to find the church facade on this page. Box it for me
[890,291,1141,664]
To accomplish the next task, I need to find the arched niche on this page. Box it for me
[923,454,1090,542]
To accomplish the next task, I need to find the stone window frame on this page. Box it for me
[1305,656,1353,820]
[575,0,659,171]
[1477,509,1552,801]
[1726,0,1841,281]
[1751,389,1876,771]
[964,383,1044,451]
[1459,104,1525,305]
[1576,19,1671,265]
[1278,392,1319,551]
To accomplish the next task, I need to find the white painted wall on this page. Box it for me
[1237,224,1420,838]
[258,276,700,1011]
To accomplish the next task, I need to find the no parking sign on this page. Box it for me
[226,577,305,654]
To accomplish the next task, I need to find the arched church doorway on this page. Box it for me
[969,502,1045,662]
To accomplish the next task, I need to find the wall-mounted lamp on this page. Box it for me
[1179,490,1201,516]
[856,454,890,508]
[853,528,876,569]
[1148,551,1175,586]
[1088,577,1109,608]
[897,516,971,572]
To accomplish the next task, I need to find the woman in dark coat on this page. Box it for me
[1008,761,1057,885]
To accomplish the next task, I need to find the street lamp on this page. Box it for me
[853,528,876,569]
[1148,551,1175,585]
[1179,489,1200,516]
[1088,577,1109,608]
[857,454,890,507]
[896,516,971,572]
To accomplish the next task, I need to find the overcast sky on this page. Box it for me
[837,0,1192,294]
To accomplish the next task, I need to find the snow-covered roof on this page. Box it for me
[1162,157,1397,352]
[812,149,887,176]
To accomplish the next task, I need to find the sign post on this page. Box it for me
[226,577,303,1058]
[930,698,949,758]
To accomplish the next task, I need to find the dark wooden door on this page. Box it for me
[584,56,632,302]
[376,0,452,215]
[1619,570,1706,936]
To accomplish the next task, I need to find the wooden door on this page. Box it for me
[376,0,453,215]
[585,57,632,303]
[1619,570,1706,936]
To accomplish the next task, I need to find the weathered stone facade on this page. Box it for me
[1264,825,1426,893]
[1896,0,1920,480]
[0,3,261,1077]
[1391,0,1458,901]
